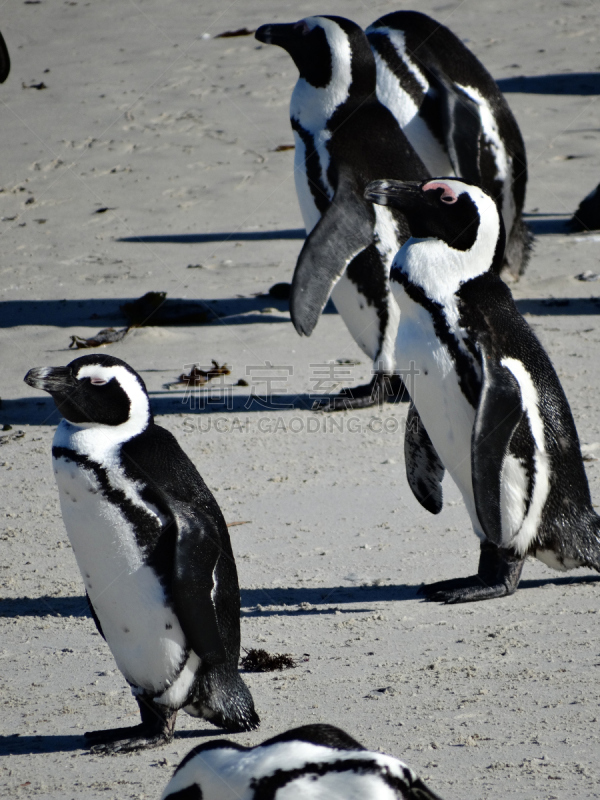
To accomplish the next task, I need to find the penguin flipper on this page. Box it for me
[404,403,445,514]
[0,32,10,83]
[290,168,374,337]
[430,68,482,185]
[471,341,524,545]
[171,504,228,667]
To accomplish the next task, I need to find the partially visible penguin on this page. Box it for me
[0,30,10,83]
[366,11,532,278]
[570,182,600,231]
[24,355,259,752]
[365,177,600,603]
[255,16,430,410]
[161,723,444,800]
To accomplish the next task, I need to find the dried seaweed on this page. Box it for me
[69,327,129,349]
[164,361,231,390]
[240,648,302,672]
[181,361,230,386]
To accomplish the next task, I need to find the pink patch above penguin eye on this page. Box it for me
[294,20,311,35]
[423,181,458,204]
[91,378,107,386]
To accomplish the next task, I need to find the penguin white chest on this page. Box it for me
[53,455,191,697]
[394,289,482,531]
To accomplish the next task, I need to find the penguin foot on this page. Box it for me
[86,725,174,754]
[418,575,514,604]
[85,696,177,754]
[419,542,525,604]
[312,372,408,412]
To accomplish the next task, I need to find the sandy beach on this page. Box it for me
[1,0,600,797]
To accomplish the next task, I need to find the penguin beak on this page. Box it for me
[24,366,76,394]
[364,180,425,211]
[255,22,302,48]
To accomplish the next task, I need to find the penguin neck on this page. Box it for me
[53,399,151,465]
[396,220,499,307]
[290,29,354,134]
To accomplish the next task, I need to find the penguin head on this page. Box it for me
[256,16,375,122]
[25,354,151,435]
[365,178,505,297]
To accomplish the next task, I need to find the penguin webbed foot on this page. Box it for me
[418,575,512,604]
[419,542,525,604]
[85,696,177,754]
[86,724,174,755]
[312,372,408,412]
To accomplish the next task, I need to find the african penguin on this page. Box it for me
[161,723,444,800]
[0,30,10,83]
[255,16,430,410]
[365,177,600,603]
[366,11,532,278]
[24,354,259,752]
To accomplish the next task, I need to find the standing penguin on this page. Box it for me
[161,723,443,800]
[366,11,532,278]
[255,16,430,410]
[365,177,600,603]
[24,354,259,752]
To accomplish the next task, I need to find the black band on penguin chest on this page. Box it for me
[291,119,331,215]
[392,269,481,407]
[53,446,170,569]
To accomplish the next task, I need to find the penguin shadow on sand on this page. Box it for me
[497,72,600,96]
[117,228,306,245]
[240,572,600,615]
[0,727,221,758]
[0,295,293,330]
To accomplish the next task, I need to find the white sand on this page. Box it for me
[1,1,600,797]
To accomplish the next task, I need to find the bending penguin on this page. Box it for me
[162,723,443,800]
[24,355,259,752]
[365,177,600,603]
[366,11,532,278]
[255,16,430,410]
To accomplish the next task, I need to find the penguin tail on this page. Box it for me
[503,216,534,279]
[583,512,600,572]
[546,509,600,572]
[184,665,260,732]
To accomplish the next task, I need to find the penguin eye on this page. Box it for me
[90,378,108,386]
[423,181,458,205]
[294,21,311,35]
